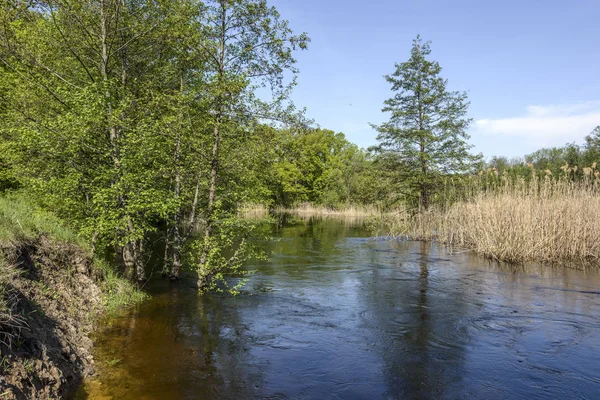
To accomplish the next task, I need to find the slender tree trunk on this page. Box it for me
[420,137,428,211]
[162,227,171,277]
[101,0,142,279]
[170,75,186,280]
[171,225,182,279]
[101,0,131,277]
[187,173,201,235]
[197,2,226,290]
[119,0,144,280]
[171,127,183,279]
[135,237,145,281]
[418,89,428,211]
[197,120,220,289]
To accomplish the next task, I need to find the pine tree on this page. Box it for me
[371,36,478,210]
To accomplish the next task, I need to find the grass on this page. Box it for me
[94,258,148,314]
[383,166,600,266]
[280,203,381,217]
[237,203,271,219]
[0,193,84,245]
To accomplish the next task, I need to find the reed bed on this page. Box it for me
[238,202,382,219]
[281,203,380,217]
[387,165,600,265]
[237,203,270,219]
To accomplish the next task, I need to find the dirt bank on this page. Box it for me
[0,236,108,399]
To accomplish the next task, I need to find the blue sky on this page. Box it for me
[271,0,600,159]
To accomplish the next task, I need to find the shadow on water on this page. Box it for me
[77,217,600,399]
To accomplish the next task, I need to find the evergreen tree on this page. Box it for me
[371,36,478,210]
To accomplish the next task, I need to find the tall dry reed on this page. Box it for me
[238,202,382,219]
[389,165,600,265]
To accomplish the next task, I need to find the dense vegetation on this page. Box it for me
[0,0,314,290]
[1,0,599,295]
[0,0,398,291]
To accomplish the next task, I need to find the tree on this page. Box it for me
[583,126,600,165]
[370,36,478,210]
[191,0,309,290]
[0,0,199,281]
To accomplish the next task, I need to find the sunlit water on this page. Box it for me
[76,217,600,399]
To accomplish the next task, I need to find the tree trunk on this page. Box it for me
[420,185,429,211]
[135,237,145,281]
[122,240,136,279]
[171,164,183,280]
[187,173,201,236]
[418,89,428,211]
[101,0,142,278]
[170,75,185,280]
[197,2,226,290]
[196,122,220,290]
[162,227,171,277]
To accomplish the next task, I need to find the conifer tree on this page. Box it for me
[371,36,478,210]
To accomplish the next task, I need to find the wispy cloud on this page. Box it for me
[475,101,600,147]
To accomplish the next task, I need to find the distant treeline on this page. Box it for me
[486,126,600,178]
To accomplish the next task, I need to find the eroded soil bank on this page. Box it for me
[0,236,110,399]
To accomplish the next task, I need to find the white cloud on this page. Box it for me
[475,101,600,147]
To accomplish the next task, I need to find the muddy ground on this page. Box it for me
[0,236,105,399]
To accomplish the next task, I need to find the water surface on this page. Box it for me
[77,217,600,399]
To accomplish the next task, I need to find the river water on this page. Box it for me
[76,217,600,399]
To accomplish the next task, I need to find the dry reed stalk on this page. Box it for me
[392,170,600,265]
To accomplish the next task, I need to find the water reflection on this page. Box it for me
[77,217,600,399]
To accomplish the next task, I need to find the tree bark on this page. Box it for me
[171,129,183,279]
[197,1,226,290]
[162,227,171,277]
[418,87,428,211]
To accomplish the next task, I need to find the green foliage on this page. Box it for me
[249,127,381,209]
[0,0,312,287]
[0,157,19,193]
[371,36,480,210]
[0,193,144,334]
[189,207,269,295]
[583,126,600,166]
[485,126,600,180]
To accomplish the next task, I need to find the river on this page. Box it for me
[76,216,600,399]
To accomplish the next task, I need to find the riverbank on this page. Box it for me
[0,195,145,399]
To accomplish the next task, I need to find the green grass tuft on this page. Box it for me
[94,258,148,314]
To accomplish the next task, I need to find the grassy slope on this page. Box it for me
[0,193,146,399]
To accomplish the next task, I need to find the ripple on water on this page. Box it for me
[77,221,600,400]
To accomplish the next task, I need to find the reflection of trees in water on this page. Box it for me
[89,283,268,399]
[253,216,368,281]
[357,240,476,399]
[173,291,269,399]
